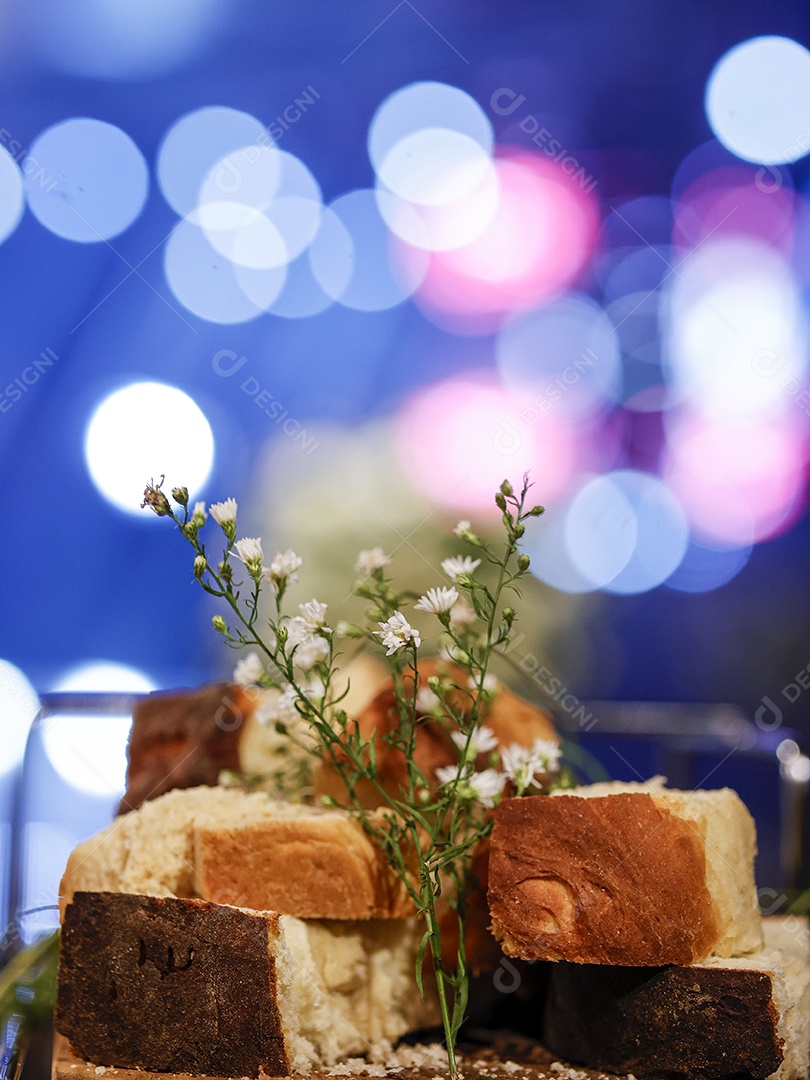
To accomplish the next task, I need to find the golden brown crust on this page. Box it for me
[121,684,256,813]
[313,660,559,810]
[194,812,413,920]
[56,892,288,1078]
[488,793,720,966]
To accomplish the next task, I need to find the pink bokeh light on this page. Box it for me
[408,149,599,334]
[394,372,580,516]
[664,410,810,545]
[673,166,795,254]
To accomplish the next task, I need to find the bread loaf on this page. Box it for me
[488,779,763,965]
[56,892,440,1077]
[314,660,558,809]
[61,787,411,921]
[194,812,413,919]
[542,915,810,1080]
[120,683,256,812]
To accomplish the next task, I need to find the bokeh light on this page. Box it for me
[664,411,810,545]
[368,82,493,176]
[663,238,808,418]
[395,373,578,514]
[164,218,286,322]
[157,106,269,217]
[496,293,622,416]
[309,191,427,312]
[41,710,132,795]
[84,381,215,516]
[0,661,39,775]
[665,538,752,593]
[25,118,148,242]
[28,0,226,81]
[705,36,810,165]
[52,662,157,693]
[413,150,599,331]
[0,147,25,246]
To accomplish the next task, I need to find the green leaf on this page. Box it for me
[414,928,431,997]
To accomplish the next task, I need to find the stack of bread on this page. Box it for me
[488,778,810,1079]
[54,677,810,1080]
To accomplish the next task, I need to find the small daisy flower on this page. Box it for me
[375,611,421,655]
[269,548,302,589]
[500,738,561,793]
[468,768,507,808]
[233,650,265,686]
[467,673,499,694]
[285,617,330,669]
[209,498,237,526]
[416,685,441,715]
[435,763,467,787]
[414,586,459,615]
[298,599,330,633]
[191,501,207,525]
[453,519,471,537]
[451,724,499,758]
[441,555,481,581]
[232,537,264,576]
[355,547,390,575]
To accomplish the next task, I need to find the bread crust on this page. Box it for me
[56,892,289,1078]
[194,812,413,919]
[543,956,784,1079]
[121,683,257,813]
[488,792,720,966]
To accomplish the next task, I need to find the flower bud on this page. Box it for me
[502,606,516,624]
[141,482,172,517]
[517,553,531,572]
[193,555,206,579]
[171,486,189,507]
[212,615,227,633]
[515,522,525,538]
[528,504,545,517]
[218,561,233,584]
[495,492,507,512]
[500,479,514,498]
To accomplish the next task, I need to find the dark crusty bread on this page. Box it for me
[488,781,762,966]
[56,890,441,1076]
[542,915,810,1080]
[56,892,289,1077]
[121,683,256,812]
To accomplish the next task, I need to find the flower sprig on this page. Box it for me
[143,474,554,1079]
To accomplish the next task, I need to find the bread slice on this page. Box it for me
[61,787,411,921]
[56,892,439,1077]
[488,779,763,965]
[194,813,413,919]
[543,915,810,1080]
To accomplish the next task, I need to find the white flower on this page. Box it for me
[286,616,330,669]
[468,768,506,808]
[451,724,499,758]
[435,763,467,787]
[298,599,330,633]
[209,498,237,526]
[435,762,505,808]
[453,520,471,537]
[468,673,499,694]
[375,611,421,655]
[416,686,441,714]
[449,599,477,631]
[355,547,390,575]
[233,650,264,686]
[500,738,561,792]
[192,501,207,523]
[414,586,459,615]
[441,555,481,581]
[233,536,264,571]
[269,548,303,588]
[253,686,300,727]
